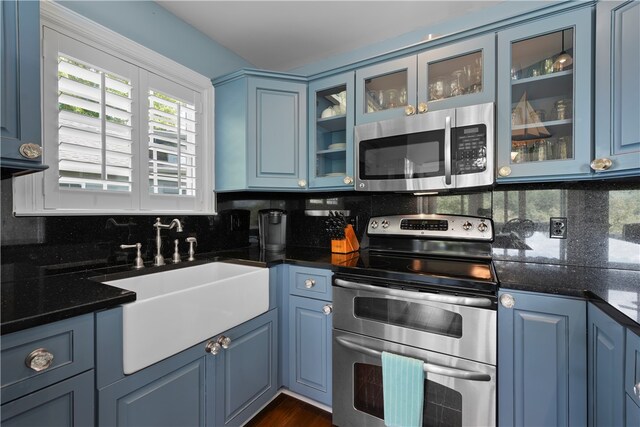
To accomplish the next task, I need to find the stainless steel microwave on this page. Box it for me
[355,102,494,192]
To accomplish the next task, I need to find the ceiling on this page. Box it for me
[155,1,503,71]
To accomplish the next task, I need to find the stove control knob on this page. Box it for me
[462,221,473,231]
[370,220,379,229]
[381,220,390,229]
[477,222,488,233]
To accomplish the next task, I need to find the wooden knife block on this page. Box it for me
[331,224,360,254]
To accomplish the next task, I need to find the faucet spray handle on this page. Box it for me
[120,243,145,269]
[172,239,181,263]
[186,237,197,261]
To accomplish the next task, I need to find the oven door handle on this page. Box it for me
[334,278,493,308]
[335,336,492,382]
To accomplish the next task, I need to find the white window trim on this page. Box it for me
[14,0,216,215]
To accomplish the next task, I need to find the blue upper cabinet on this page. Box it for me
[214,71,308,191]
[594,0,640,177]
[496,8,593,182]
[355,35,495,125]
[0,0,47,176]
[498,289,587,427]
[355,56,417,124]
[416,33,495,111]
[308,72,355,190]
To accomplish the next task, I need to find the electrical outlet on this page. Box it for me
[550,217,567,239]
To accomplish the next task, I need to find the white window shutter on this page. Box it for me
[41,28,140,211]
[140,71,207,212]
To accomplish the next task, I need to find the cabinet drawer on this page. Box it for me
[1,314,94,404]
[626,329,640,407]
[288,266,332,301]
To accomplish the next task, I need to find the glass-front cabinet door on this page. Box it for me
[417,34,495,111]
[308,72,355,189]
[355,56,417,124]
[496,8,593,182]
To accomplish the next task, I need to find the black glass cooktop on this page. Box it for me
[333,250,497,295]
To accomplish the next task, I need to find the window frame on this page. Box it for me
[13,1,215,215]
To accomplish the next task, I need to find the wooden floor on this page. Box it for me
[245,393,333,427]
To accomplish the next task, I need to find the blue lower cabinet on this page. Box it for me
[626,329,640,426]
[288,295,332,406]
[627,394,640,427]
[97,309,277,427]
[215,309,278,427]
[588,304,625,427]
[1,370,94,427]
[498,289,587,427]
[98,353,210,427]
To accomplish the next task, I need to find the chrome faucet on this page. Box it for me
[153,217,183,266]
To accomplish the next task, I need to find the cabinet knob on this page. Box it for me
[19,143,42,160]
[343,176,353,185]
[298,179,307,188]
[417,103,428,114]
[498,166,512,177]
[322,304,333,315]
[499,294,515,309]
[25,348,54,371]
[304,278,315,289]
[634,382,640,399]
[590,158,613,172]
[404,105,416,116]
[205,340,221,355]
[217,335,231,349]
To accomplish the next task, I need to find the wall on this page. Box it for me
[2,179,638,284]
[291,1,573,76]
[217,179,640,271]
[58,0,253,79]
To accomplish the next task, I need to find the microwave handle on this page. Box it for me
[334,278,493,308]
[335,336,492,382]
[444,115,452,185]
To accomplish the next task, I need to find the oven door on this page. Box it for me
[333,330,496,427]
[333,278,496,365]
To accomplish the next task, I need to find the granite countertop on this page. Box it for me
[3,245,639,336]
[1,271,135,335]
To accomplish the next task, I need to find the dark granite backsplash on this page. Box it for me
[2,178,639,278]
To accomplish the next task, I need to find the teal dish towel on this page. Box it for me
[382,351,425,427]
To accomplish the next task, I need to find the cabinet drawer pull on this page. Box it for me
[19,143,42,160]
[217,335,231,349]
[590,158,613,172]
[205,340,221,355]
[25,348,54,372]
[498,166,512,177]
[634,382,640,399]
[499,294,515,309]
[304,279,316,289]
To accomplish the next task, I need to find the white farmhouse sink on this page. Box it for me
[104,262,269,374]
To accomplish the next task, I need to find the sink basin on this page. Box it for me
[104,262,269,374]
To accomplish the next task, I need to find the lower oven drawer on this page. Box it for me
[333,284,496,365]
[332,329,496,427]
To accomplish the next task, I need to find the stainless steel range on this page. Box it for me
[332,214,497,427]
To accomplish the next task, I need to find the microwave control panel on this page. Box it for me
[455,124,487,175]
